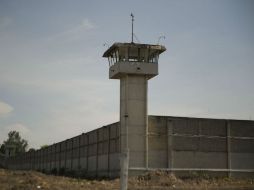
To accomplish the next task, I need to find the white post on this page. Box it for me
[120,150,129,190]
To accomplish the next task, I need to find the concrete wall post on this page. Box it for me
[227,120,231,177]
[49,146,52,172]
[59,143,61,172]
[167,119,173,170]
[65,141,67,169]
[96,130,99,177]
[71,139,73,170]
[108,126,111,177]
[54,144,57,170]
[120,150,129,190]
[87,135,89,172]
[78,135,81,170]
[145,79,148,169]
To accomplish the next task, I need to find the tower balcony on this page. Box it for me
[108,61,158,79]
[103,43,166,79]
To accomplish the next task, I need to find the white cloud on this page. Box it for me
[5,123,31,135]
[45,18,96,43]
[80,18,95,30]
[0,123,32,146]
[0,101,13,116]
[60,18,95,37]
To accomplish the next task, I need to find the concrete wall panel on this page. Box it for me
[149,136,167,150]
[230,121,254,137]
[60,141,66,151]
[66,150,72,159]
[173,136,199,151]
[148,116,167,134]
[199,119,226,136]
[80,146,87,157]
[88,144,97,156]
[110,139,117,153]
[60,155,65,168]
[88,156,97,171]
[98,128,104,142]
[148,150,167,168]
[98,154,108,171]
[173,119,199,135]
[231,139,254,153]
[80,157,87,170]
[128,135,145,151]
[66,139,72,150]
[55,160,60,170]
[103,126,109,140]
[109,153,120,170]
[66,159,71,169]
[73,136,80,148]
[129,151,145,167]
[199,137,227,152]
[110,124,118,138]
[72,148,79,159]
[89,131,98,144]
[72,158,79,170]
[174,151,227,169]
[80,134,88,146]
[56,143,60,152]
[51,161,56,170]
[231,153,254,169]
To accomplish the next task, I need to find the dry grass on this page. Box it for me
[0,169,253,190]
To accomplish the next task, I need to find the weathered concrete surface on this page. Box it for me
[146,116,254,177]
[5,116,254,178]
[120,75,147,169]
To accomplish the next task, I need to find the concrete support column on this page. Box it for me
[108,126,111,177]
[64,141,67,169]
[78,136,81,169]
[96,130,99,177]
[120,75,147,168]
[167,119,173,170]
[59,143,61,171]
[87,135,89,172]
[71,139,73,170]
[227,120,231,177]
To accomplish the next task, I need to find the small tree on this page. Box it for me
[2,131,28,155]
[0,144,5,155]
[28,148,36,152]
[40,145,49,149]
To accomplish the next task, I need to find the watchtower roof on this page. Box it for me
[103,42,166,58]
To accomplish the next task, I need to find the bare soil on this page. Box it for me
[0,169,253,190]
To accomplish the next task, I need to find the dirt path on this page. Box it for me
[0,169,253,190]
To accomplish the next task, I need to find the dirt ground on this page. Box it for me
[0,169,254,190]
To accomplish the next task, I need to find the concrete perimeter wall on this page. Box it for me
[145,116,254,177]
[6,122,120,178]
[5,116,254,178]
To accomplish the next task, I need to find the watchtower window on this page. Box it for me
[119,47,127,62]
[128,47,139,62]
[104,43,165,66]
[139,48,147,62]
[108,49,120,66]
[148,51,159,64]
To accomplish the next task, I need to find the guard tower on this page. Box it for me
[103,42,166,171]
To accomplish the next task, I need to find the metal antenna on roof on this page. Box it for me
[157,36,166,45]
[103,43,109,48]
[133,33,141,43]
[131,13,134,43]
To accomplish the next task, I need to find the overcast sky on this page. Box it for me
[0,0,253,149]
